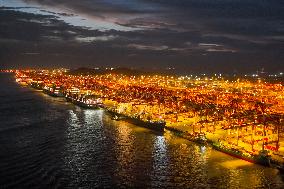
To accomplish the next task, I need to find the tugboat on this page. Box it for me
[111,115,124,121]
[194,133,207,144]
[276,164,284,173]
[256,150,271,166]
[268,158,284,173]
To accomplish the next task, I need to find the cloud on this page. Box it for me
[206,48,237,53]
[75,35,117,43]
[1,0,283,73]
[202,33,282,45]
[127,44,169,51]
[198,43,222,47]
[21,52,40,55]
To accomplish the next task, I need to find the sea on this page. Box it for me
[0,74,284,188]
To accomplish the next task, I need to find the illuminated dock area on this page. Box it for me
[10,69,284,167]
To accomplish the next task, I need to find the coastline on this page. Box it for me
[11,70,284,172]
[26,80,284,169]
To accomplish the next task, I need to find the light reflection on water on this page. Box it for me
[1,74,284,188]
[153,136,168,172]
[115,121,135,185]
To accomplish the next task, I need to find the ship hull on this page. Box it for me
[65,96,100,109]
[212,144,271,166]
[106,110,165,132]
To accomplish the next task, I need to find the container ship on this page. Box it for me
[211,143,271,166]
[65,93,102,109]
[106,109,165,132]
[43,85,65,97]
[30,81,44,90]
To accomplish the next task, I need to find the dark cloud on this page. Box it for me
[0,0,283,73]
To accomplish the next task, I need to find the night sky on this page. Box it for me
[0,0,284,74]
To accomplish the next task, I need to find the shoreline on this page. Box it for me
[29,83,284,170]
[13,72,284,172]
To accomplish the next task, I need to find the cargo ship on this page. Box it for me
[106,109,165,132]
[30,81,44,90]
[65,93,102,109]
[43,85,65,97]
[211,143,271,166]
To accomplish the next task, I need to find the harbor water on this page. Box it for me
[0,73,284,188]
